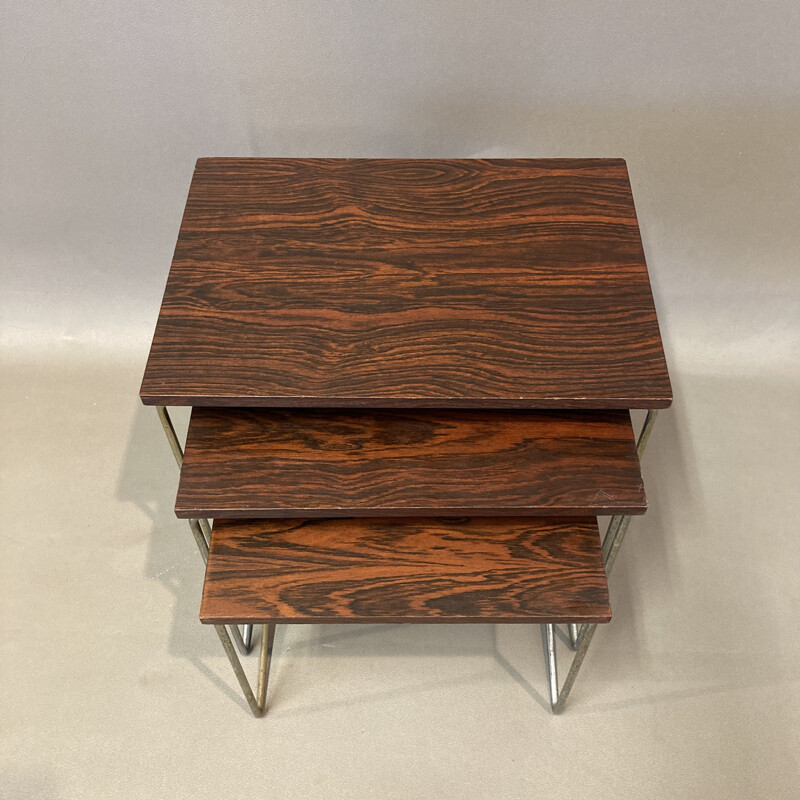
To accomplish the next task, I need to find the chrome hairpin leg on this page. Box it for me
[562,515,621,650]
[544,619,600,714]
[547,514,634,711]
[543,409,659,713]
[156,405,185,469]
[634,408,659,461]
[185,522,252,656]
[241,624,254,652]
[567,624,580,650]
[601,514,623,563]
[187,518,210,561]
[156,405,254,655]
[541,624,559,708]
[214,623,276,717]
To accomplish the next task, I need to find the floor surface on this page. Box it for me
[1,347,798,799]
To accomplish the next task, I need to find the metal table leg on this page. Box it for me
[156,405,254,655]
[541,624,559,708]
[567,624,580,649]
[542,409,659,713]
[214,623,276,717]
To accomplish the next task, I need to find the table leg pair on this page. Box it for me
[545,410,659,712]
[214,623,276,717]
[545,515,640,712]
[155,406,254,656]
[156,406,657,716]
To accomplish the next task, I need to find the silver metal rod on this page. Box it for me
[601,514,623,564]
[552,622,599,714]
[198,518,212,548]
[568,624,580,650]
[211,623,275,717]
[156,408,208,551]
[584,410,660,643]
[541,624,559,710]
[576,514,624,648]
[555,408,660,712]
[576,514,632,649]
[187,519,209,563]
[636,409,659,460]
[187,520,252,653]
[156,406,183,467]
[157,409,252,656]
[157,409,214,549]
[257,624,276,710]
[604,515,634,576]
[156,407,210,547]
[229,624,250,657]
[214,625,265,717]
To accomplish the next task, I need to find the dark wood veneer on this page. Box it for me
[140,158,671,409]
[176,408,645,519]
[200,517,611,624]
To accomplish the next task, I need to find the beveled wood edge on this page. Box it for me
[140,392,673,409]
[175,503,647,520]
[193,156,630,166]
[199,612,612,625]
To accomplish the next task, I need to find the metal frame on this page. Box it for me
[155,406,254,657]
[156,404,660,717]
[543,409,659,714]
[215,623,276,717]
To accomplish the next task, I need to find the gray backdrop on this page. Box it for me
[3,1,798,363]
[2,3,799,799]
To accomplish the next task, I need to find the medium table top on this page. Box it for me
[140,158,671,408]
[176,408,646,519]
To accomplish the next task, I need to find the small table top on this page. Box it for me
[200,517,611,625]
[140,158,671,409]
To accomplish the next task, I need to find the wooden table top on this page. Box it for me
[176,408,645,519]
[140,158,671,409]
[200,517,611,625]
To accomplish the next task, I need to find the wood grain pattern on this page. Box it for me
[200,517,611,624]
[176,408,645,518]
[140,158,671,409]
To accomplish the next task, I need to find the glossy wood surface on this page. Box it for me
[200,517,611,624]
[140,158,671,408]
[176,408,645,518]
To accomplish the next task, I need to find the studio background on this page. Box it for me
[2,3,798,798]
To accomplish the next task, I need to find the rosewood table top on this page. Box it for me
[176,408,646,519]
[140,158,671,409]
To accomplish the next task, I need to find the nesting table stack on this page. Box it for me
[140,158,671,716]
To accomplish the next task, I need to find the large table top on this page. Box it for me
[140,158,671,408]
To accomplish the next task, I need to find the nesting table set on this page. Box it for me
[140,158,671,716]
